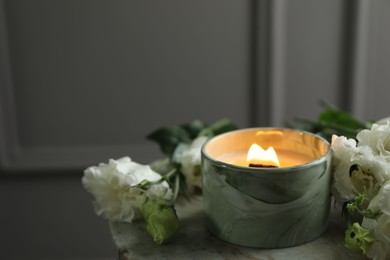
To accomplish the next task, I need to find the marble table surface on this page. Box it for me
[110,196,367,260]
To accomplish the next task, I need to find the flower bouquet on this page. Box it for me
[82,102,390,259]
[294,102,390,260]
[82,119,238,244]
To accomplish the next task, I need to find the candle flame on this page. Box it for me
[246,144,280,167]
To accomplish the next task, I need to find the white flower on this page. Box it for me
[366,241,390,260]
[376,117,390,125]
[357,121,390,163]
[365,180,390,215]
[173,136,208,192]
[331,135,358,168]
[362,181,390,260]
[363,214,390,260]
[331,135,390,202]
[82,157,172,223]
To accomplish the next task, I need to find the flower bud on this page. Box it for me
[345,222,375,254]
[140,198,180,244]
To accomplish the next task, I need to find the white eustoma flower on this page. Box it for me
[362,181,390,260]
[82,157,172,223]
[368,180,390,215]
[366,216,390,260]
[173,136,208,192]
[366,241,390,260]
[331,135,358,168]
[376,117,390,125]
[331,135,390,202]
[357,121,390,163]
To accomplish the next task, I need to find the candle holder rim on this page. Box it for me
[201,127,331,172]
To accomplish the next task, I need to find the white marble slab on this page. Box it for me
[110,196,367,260]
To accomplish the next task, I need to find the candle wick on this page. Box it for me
[249,163,278,168]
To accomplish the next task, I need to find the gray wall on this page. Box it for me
[1,0,389,259]
[0,175,115,259]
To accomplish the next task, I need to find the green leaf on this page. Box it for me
[147,118,238,158]
[198,118,238,137]
[147,126,192,156]
[210,118,239,135]
[181,120,207,139]
[289,101,371,141]
[319,108,366,130]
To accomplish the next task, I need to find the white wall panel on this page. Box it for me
[361,0,390,121]
[272,0,346,126]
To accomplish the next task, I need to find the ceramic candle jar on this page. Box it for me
[201,128,332,248]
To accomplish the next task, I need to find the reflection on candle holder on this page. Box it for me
[201,128,331,248]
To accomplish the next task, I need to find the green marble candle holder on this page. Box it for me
[201,128,331,248]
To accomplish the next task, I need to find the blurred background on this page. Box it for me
[0,0,389,259]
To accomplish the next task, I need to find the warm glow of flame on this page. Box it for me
[246,144,280,167]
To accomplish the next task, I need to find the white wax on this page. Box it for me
[217,149,314,168]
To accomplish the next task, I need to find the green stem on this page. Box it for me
[162,168,178,181]
[172,174,180,202]
[137,168,178,190]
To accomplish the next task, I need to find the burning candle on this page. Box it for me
[219,143,315,168]
[201,128,331,248]
[247,144,280,167]
[208,128,326,169]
